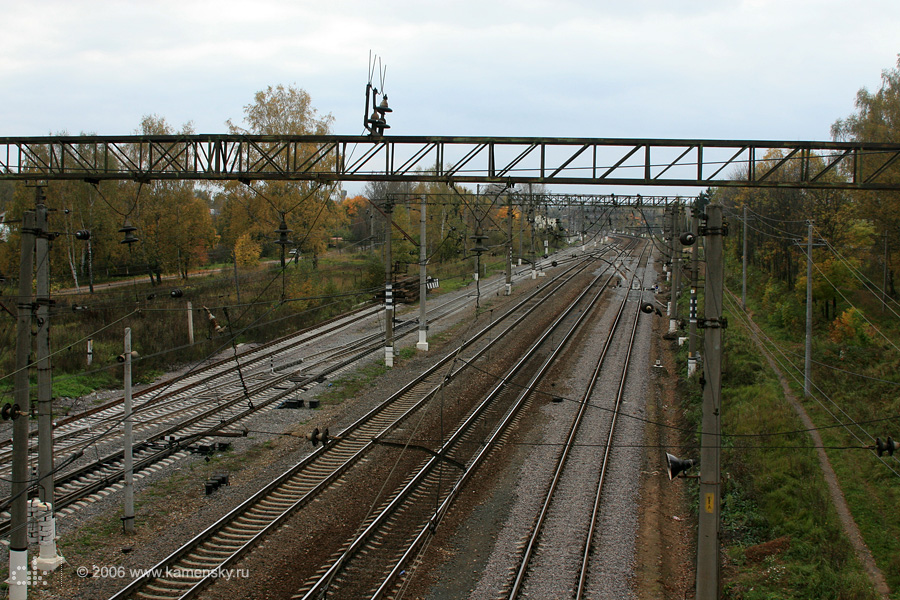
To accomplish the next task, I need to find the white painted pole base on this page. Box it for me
[687,355,700,377]
[385,346,394,368]
[531,269,537,280]
[9,548,28,600]
[517,258,522,266]
[505,283,511,296]
[669,319,678,334]
[416,330,428,352]
[35,543,65,572]
[34,503,64,572]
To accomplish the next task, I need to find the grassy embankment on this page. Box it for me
[0,250,510,404]
[674,253,892,598]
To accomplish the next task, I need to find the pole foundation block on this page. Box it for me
[416,330,428,352]
[9,548,28,599]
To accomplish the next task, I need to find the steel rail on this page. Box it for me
[0,304,382,459]
[368,255,633,600]
[507,241,648,599]
[575,243,650,599]
[105,254,604,600]
[303,249,629,599]
[0,261,544,533]
[0,330,391,534]
[0,306,386,486]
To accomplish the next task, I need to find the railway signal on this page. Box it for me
[666,453,697,480]
[876,437,900,457]
[309,427,330,447]
[640,301,662,317]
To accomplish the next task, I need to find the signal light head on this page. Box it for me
[876,436,900,457]
[641,302,655,314]
[74,229,91,240]
[680,231,696,246]
[117,350,139,363]
[666,453,696,480]
[309,427,330,447]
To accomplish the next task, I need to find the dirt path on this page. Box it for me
[735,292,891,599]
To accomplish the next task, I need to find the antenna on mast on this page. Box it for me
[364,53,392,136]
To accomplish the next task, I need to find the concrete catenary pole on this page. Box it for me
[123,327,135,533]
[506,193,513,296]
[34,198,65,572]
[688,207,700,377]
[384,199,394,367]
[669,201,682,334]
[696,203,724,600]
[417,194,428,351]
[35,201,53,507]
[805,220,813,397]
[742,205,748,310]
[187,300,194,345]
[11,208,36,599]
[883,231,889,314]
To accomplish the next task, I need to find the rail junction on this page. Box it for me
[94,235,654,600]
[5,130,900,599]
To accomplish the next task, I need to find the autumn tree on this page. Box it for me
[114,116,217,283]
[832,55,900,297]
[220,85,337,268]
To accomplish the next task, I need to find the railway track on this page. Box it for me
[505,242,651,599]
[294,258,629,599]
[105,249,624,600]
[0,263,545,533]
[0,304,383,471]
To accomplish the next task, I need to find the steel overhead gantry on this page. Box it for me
[514,193,680,208]
[2,135,900,190]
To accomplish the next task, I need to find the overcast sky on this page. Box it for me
[2,0,898,186]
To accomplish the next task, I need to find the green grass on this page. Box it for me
[720,253,900,597]
[676,299,879,599]
[50,371,118,398]
[315,361,389,406]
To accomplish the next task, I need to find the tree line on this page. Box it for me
[711,56,900,340]
[0,84,569,294]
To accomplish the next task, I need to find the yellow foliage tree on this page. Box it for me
[234,232,262,267]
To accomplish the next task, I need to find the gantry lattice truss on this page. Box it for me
[2,135,899,194]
